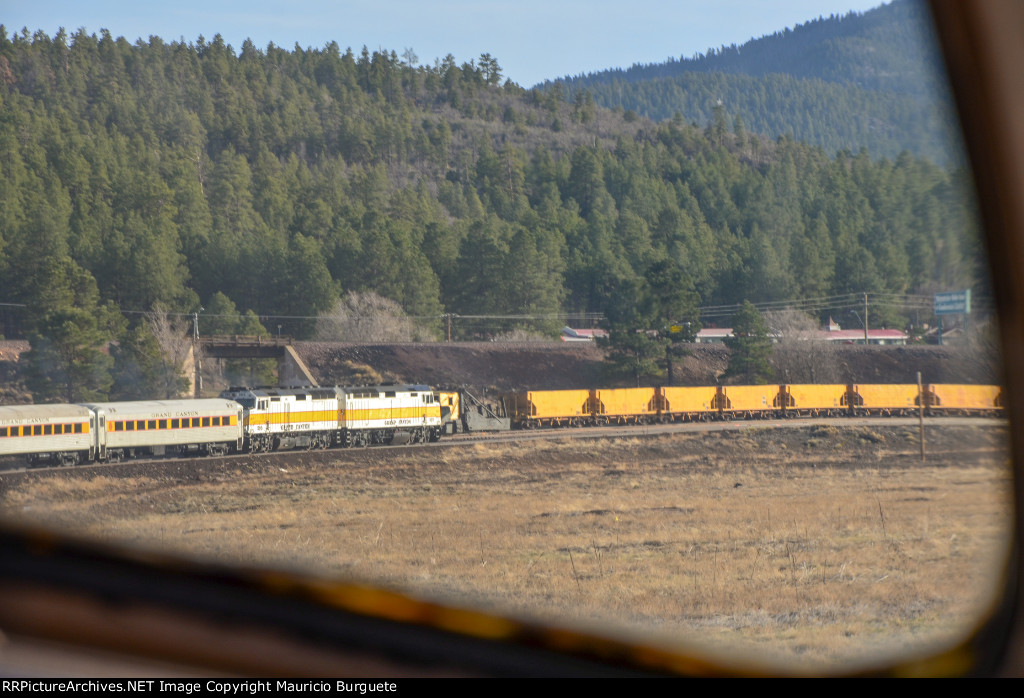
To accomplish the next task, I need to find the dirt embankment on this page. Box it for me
[296,341,608,392]
[0,339,998,400]
[295,341,1001,392]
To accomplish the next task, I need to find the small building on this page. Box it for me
[818,319,908,345]
[560,326,609,342]
[818,328,908,345]
[695,327,734,344]
[695,320,907,345]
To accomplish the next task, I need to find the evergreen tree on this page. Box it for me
[23,306,117,403]
[645,260,702,383]
[600,275,668,385]
[0,26,987,347]
[723,301,773,384]
[18,256,124,402]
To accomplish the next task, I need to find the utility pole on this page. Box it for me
[863,292,869,344]
[445,313,456,342]
[917,371,926,462]
[193,307,203,398]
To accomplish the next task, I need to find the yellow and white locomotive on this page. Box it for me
[220,384,442,451]
[339,385,442,446]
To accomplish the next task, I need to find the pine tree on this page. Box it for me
[723,300,773,384]
[600,275,668,385]
[20,259,124,403]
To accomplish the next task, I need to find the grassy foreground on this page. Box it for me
[0,423,1012,670]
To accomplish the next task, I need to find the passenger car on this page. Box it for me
[0,0,1020,676]
[0,405,94,466]
[82,399,244,461]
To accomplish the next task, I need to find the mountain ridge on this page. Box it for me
[547,1,959,163]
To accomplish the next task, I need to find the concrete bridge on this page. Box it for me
[188,336,317,396]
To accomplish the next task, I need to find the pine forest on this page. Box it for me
[0,1,988,399]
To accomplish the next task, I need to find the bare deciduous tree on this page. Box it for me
[316,292,432,343]
[765,309,841,383]
[952,319,1004,383]
[146,306,195,398]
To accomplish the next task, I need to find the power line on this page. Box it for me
[8,291,990,332]
[697,291,992,321]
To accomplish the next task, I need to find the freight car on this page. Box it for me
[923,384,1005,415]
[503,389,591,427]
[501,383,1004,427]
[775,384,849,417]
[657,386,718,421]
[845,384,921,416]
[717,385,778,419]
[589,388,659,424]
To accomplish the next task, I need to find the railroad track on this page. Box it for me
[0,415,1006,478]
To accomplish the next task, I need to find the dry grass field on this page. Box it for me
[0,423,1012,671]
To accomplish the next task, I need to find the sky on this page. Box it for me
[4,0,887,87]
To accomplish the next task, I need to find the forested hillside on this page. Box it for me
[0,24,985,399]
[552,0,961,164]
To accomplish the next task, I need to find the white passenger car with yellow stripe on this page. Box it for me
[0,404,95,465]
[82,399,243,462]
